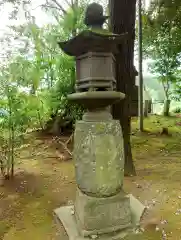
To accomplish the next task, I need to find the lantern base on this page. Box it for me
[74,188,132,236]
[54,206,132,240]
[54,193,146,240]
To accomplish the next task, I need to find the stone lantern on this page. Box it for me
[54,3,145,239]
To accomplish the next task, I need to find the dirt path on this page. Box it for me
[0,134,75,240]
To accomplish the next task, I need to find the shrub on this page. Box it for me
[173,107,181,114]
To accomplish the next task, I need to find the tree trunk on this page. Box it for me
[163,99,171,116]
[144,100,148,117]
[138,0,144,131]
[109,0,136,176]
[148,100,152,114]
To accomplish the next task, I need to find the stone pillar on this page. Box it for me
[73,111,132,236]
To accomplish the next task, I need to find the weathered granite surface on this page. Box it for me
[74,188,132,236]
[73,120,124,197]
[54,193,146,240]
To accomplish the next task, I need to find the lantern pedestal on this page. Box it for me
[74,189,131,236]
[73,116,131,235]
[54,106,146,239]
[54,193,145,240]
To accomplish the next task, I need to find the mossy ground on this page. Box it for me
[1,115,181,239]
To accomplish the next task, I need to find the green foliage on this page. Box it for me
[0,0,91,178]
[0,83,27,179]
[142,0,181,115]
[173,107,181,114]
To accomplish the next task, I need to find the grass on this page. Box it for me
[1,115,181,239]
[126,115,181,239]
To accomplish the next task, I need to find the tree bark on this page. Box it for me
[144,100,149,117]
[163,99,171,116]
[109,0,136,176]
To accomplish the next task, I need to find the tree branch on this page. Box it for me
[63,0,72,8]
[161,78,169,99]
[42,4,62,11]
[52,12,64,22]
[49,0,67,15]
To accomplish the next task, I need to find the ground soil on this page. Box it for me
[1,116,181,240]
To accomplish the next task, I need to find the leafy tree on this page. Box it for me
[142,0,181,116]
[0,66,30,179]
[1,0,92,135]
